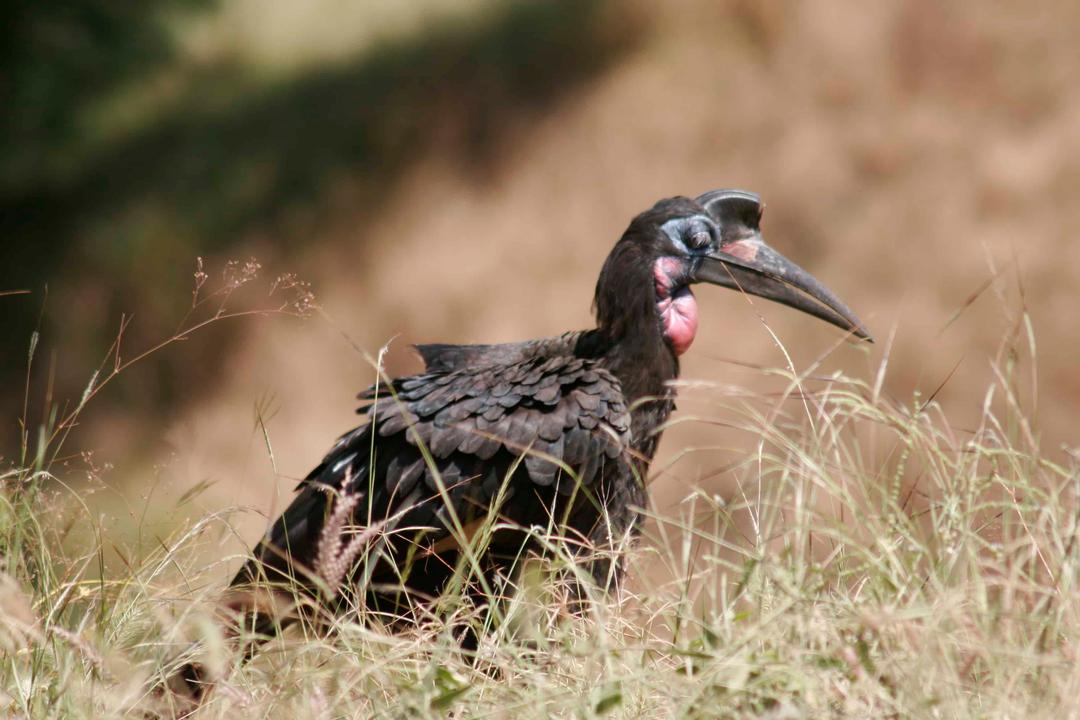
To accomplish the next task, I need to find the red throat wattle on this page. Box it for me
[654,257,699,355]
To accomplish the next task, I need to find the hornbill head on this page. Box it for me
[595,189,872,355]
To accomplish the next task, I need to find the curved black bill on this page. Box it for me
[692,237,873,342]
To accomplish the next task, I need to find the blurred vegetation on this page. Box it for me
[1,0,215,189]
[1,0,639,459]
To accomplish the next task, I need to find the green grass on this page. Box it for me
[2,287,1077,718]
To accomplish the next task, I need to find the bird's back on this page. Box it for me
[234,331,640,619]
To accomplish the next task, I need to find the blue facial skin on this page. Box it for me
[660,214,718,255]
[658,214,719,288]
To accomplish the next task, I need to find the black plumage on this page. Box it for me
[167,189,870,705]
[233,330,637,619]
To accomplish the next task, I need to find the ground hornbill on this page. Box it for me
[165,189,870,706]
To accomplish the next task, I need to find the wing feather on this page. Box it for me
[244,337,633,594]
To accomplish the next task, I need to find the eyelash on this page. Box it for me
[688,230,711,249]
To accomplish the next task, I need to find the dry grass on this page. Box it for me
[3,278,1077,718]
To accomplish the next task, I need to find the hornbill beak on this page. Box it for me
[692,189,873,342]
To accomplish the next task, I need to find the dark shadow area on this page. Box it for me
[1,0,641,458]
[1,0,216,189]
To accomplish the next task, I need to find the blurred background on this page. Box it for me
[4,0,1078,553]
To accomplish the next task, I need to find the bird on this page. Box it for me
[164,189,870,706]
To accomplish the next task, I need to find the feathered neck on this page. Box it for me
[588,239,680,407]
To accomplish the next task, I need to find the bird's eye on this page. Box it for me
[688,229,711,249]
[661,216,715,252]
[683,217,714,250]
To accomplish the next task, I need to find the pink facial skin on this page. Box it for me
[720,238,761,263]
[654,257,699,356]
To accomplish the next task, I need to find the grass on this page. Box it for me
[2,270,1077,718]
